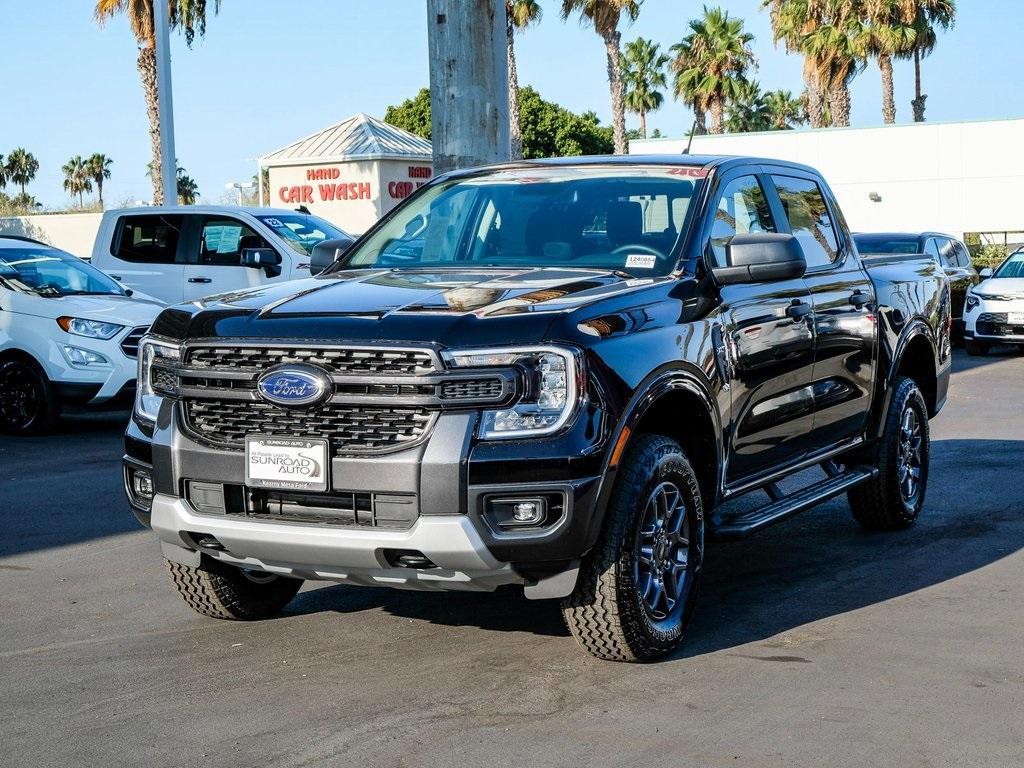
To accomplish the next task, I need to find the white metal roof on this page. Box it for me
[259,113,432,167]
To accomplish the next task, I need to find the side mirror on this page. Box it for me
[979,267,993,279]
[712,233,807,285]
[309,237,356,276]
[240,247,282,277]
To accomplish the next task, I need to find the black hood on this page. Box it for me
[151,267,667,347]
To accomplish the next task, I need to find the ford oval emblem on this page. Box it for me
[256,366,331,408]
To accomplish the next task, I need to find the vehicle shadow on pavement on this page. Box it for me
[288,437,1023,656]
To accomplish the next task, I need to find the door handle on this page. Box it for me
[110,274,122,281]
[188,277,212,284]
[849,290,871,309]
[786,300,812,320]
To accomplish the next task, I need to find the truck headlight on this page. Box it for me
[57,316,124,340]
[445,346,582,439]
[136,337,180,423]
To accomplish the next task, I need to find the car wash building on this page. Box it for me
[258,113,433,234]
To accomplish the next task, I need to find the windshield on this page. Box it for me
[334,166,704,276]
[256,213,349,256]
[0,246,125,297]
[854,236,919,255]
[993,251,1024,279]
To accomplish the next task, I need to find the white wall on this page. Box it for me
[631,119,1024,238]
[0,212,103,258]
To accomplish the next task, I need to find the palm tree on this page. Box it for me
[670,42,710,135]
[725,80,772,133]
[861,0,917,124]
[560,0,641,155]
[621,37,669,139]
[62,156,94,208]
[0,154,6,192]
[87,154,114,208]
[176,166,199,204]
[764,88,806,129]
[670,7,755,135]
[908,0,955,122]
[507,1,542,160]
[802,10,865,128]
[763,0,826,127]
[6,148,40,196]
[94,0,221,204]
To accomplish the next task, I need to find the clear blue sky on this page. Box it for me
[1,0,1019,208]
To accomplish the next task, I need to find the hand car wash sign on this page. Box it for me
[272,160,433,233]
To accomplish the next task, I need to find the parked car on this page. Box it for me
[90,206,354,306]
[854,232,979,339]
[124,156,950,662]
[0,236,162,434]
[962,248,1024,355]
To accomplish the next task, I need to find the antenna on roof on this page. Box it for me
[682,120,698,155]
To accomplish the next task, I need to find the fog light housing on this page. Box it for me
[487,496,548,529]
[132,469,154,500]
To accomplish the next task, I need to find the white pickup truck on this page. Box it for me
[90,206,354,306]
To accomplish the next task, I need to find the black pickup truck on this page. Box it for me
[124,156,951,662]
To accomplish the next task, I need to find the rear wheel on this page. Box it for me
[964,338,990,356]
[166,557,303,620]
[848,376,929,530]
[0,358,59,435]
[562,434,704,662]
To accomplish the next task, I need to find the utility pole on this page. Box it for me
[427,0,510,174]
[154,0,178,205]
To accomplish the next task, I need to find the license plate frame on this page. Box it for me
[1008,311,1024,325]
[245,436,329,493]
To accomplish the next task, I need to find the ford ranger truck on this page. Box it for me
[123,156,951,662]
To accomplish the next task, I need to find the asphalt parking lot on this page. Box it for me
[2,349,1022,768]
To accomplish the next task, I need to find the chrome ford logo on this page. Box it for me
[256,366,330,408]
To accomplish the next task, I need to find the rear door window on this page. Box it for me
[770,175,841,269]
[953,240,973,268]
[113,215,185,263]
[936,237,960,267]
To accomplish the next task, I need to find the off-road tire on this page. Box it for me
[562,434,704,662]
[0,358,59,435]
[964,339,989,356]
[166,557,303,620]
[848,376,929,530]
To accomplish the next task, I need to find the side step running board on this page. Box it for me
[710,465,878,541]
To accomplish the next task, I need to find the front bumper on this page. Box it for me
[963,301,1024,343]
[125,394,610,595]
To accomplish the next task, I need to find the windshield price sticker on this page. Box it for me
[245,436,329,492]
[625,253,657,270]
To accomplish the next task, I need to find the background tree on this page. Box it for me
[909,0,955,122]
[670,37,709,135]
[6,148,40,197]
[725,80,772,133]
[176,167,199,204]
[802,8,865,128]
[384,88,433,139]
[671,7,755,135]
[861,0,917,124]
[87,154,113,208]
[62,156,93,208]
[765,88,806,129]
[622,37,669,138]
[507,1,542,160]
[0,154,6,192]
[763,0,826,127]
[94,0,221,205]
[560,0,641,155]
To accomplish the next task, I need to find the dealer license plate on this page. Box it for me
[245,436,329,492]
[1008,312,1024,325]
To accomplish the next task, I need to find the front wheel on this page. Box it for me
[0,358,59,435]
[848,376,930,530]
[562,434,704,662]
[166,557,303,620]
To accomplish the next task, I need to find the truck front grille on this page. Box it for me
[186,345,438,376]
[183,399,434,454]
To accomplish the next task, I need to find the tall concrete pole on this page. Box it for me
[427,0,510,174]
[153,0,178,205]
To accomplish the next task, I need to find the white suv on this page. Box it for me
[0,237,162,434]
[963,250,1024,355]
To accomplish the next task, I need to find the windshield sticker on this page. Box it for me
[263,218,283,228]
[625,253,657,270]
[667,167,709,179]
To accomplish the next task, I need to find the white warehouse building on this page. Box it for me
[630,118,1024,241]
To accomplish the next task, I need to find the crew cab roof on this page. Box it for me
[441,154,823,179]
[100,205,310,217]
